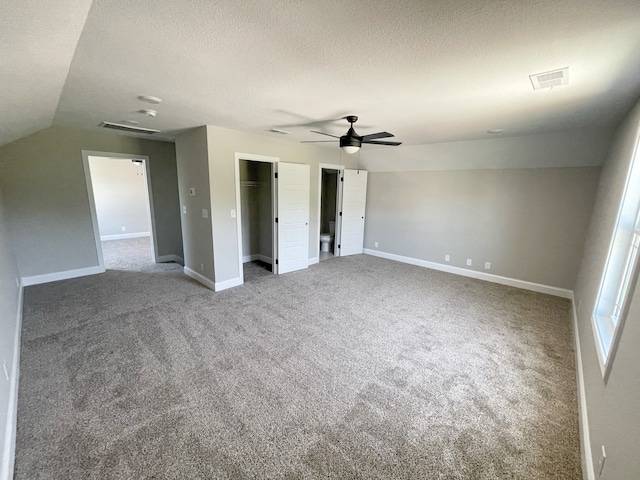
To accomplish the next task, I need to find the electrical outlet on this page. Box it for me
[231,209,236,218]
[374,241,379,248]
[466,258,472,266]
[121,226,126,232]
[182,205,187,214]
[200,263,204,272]
[202,209,208,219]
[15,277,19,288]
[577,299,582,313]
[444,254,450,262]
[485,262,491,270]
[3,362,9,381]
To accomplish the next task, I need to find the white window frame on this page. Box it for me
[592,124,640,380]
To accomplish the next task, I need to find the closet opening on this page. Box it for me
[239,159,274,281]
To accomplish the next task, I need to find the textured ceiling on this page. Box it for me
[0,0,92,146]
[3,0,640,150]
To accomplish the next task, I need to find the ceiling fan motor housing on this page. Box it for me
[340,126,362,148]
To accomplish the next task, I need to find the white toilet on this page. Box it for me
[320,221,335,253]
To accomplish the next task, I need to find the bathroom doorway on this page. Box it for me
[239,159,275,281]
[318,166,343,262]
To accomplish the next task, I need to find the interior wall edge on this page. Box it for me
[183,266,215,291]
[0,284,22,480]
[571,296,596,480]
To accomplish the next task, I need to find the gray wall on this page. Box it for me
[0,126,183,278]
[175,127,215,281]
[205,126,358,284]
[573,99,640,478]
[364,167,601,289]
[0,187,21,479]
[361,128,614,172]
[88,156,150,238]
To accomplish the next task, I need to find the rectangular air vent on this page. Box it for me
[99,122,160,134]
[529,67,569,90]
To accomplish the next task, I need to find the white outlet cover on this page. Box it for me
[374,242,379,248]
[466,259,472,266]
[202,209,209,219]
[445,254,450,262]
[485,262,491,269]
[231,209,236,218]
[182,205,187,214]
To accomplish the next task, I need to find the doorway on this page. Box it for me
[234,154,311,283]
[239,159,274,282]
[317,164,344,262]
[319,168,340,261]
[82,151,158,271]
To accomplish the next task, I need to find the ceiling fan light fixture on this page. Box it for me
[341,145,360,154]
[340,130,361,154]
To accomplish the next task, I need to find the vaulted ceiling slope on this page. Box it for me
[0,0,93,147]
[2,0,640,149]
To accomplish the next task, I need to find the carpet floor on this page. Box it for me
[15,242,581,479]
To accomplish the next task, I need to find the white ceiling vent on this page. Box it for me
[529,67,569,90]
[99,121,160,134]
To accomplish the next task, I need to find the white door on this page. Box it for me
[277,162,310,274]
[339,169,368,256]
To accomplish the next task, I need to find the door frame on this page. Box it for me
[234,152,280,282]
[316,163,345,262]
[82,150,158,271]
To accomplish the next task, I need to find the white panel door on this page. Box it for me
[340,169,368,256]
[277,162,310,274]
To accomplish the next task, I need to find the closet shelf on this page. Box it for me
[240,181,261,187]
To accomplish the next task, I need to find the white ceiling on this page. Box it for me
[2,0,640,151]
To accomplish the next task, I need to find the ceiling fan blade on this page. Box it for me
[363,140,402,146]
[311,130,341,139]
[361,131,394,141]
[301,140,338,143]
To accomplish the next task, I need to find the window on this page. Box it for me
[593,126,640,378]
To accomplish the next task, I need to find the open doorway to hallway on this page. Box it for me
[84,152,158,271]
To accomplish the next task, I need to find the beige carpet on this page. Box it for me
[15,243,581,479]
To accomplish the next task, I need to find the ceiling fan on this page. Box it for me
[302,115,401,154]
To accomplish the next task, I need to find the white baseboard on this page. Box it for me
[1,284,23,480]
[308,256,319,265]
[363,249,573,299]
[157,254,184,265]
[21,265,104,286]
[100,232,150,241]
[242,254,272,264]
[571,296,595,480]
[183,267,215,291]
[215,277,243,291]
